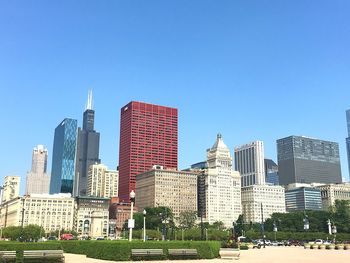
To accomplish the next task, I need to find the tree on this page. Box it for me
[178,211,197,229]
[2,226,21,240]
[130,206,174,230]
[333,200,350,233]
[22,225,45,241]
[212,221,225,230]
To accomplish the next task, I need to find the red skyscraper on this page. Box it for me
[118,101,178,202]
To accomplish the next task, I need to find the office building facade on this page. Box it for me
[119,101,178,202]
[277,136,342,185]
[264,159,279,185]
[204,134,242,227]
[0,193,75,233]
[1,176,20,204]
[50,118,78,194]
[285,187,322,212]
[26,145,50,195]
[75,91,101,196]
[136,166,197,220]
[318,183,350,210]
[241,185,286,223]
[87,164,118,198]
[75,196,110,238]
[234,141,265,187]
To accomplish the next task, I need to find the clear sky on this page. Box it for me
[1,0,349,194]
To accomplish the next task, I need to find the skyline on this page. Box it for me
[1,1,350,193]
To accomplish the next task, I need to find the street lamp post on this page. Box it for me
[328,219,337,244]
[128,190,135,242]
[303,214,309,231]
[143,209,146,242]
[260,203,265,248]
[273,221,277,241]
[332,224,337,244]
[159,211,167,241]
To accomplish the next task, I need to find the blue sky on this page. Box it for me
[1,0,349,193]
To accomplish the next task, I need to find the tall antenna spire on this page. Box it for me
[85,89,93,110]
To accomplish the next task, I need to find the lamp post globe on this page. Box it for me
[128,190,136,242]
[143,209,147,242]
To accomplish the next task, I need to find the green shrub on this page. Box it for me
[0,240,221,261]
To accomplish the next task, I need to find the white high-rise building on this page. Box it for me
[1,176,20,203]
[204,134,242,228]
[234,141,265,187]
[87,164,118,198]
[241,185,286,223]
[26,145,50,195]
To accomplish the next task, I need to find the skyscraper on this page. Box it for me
[202,134,242,227]
[346,110,350,179]
[26,145,50,194]
[277,135,342,185]
[50,118,78,194]
[118,101,178,202]
[75,91,100,196]
[87,163,118,198]
[234,141,265,187]
[264,159,279,185]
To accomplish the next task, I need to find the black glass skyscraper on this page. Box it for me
[277,135,342,185]
[50,118,78,194]
[74,91,100,196]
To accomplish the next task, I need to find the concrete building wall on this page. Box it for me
[136,167,197,221]
[241,185,286,223]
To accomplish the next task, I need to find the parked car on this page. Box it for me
[47,236,57,241]
[265,240,272,246]
[314,239,323,245]
[323,240,331,245]
[271,241,279,246]
[288,240,301,246]
[60,233,74,240]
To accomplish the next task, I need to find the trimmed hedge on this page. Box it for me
[0,240,221,261]
[61,240,221,261]
[0,242,63,263]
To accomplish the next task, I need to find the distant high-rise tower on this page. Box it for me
[74,90,101,196]
[277,135,342,185]
[118,101,178,202]
[203,134,242,227]
[346,110,350,180]
[264,159,279,185]
[50,118,78,194]
[234,141,265,187]
[26,145,50,194]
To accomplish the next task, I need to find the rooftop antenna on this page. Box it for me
[85,89,93,110]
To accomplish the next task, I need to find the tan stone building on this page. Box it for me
[0,193,75,233]
[135,166,197,221]
[75,196,110,238]
[317,183,350,210]
[1,176,20,204]
[25,145,50,195]
[241,184,286,223]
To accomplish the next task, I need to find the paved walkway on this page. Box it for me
[64,246,350,263]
